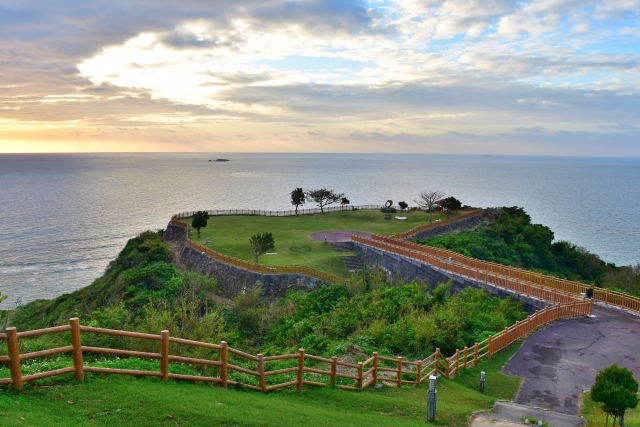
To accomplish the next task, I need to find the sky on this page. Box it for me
[1,0,639,155]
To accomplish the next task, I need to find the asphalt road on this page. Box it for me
[503,305,640,415]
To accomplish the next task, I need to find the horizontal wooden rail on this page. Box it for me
[363,233,639,314]
[1,296,591,391]
[167,373,221,383]
[82,346,161,360]
[17,325,71,339]
[20,346,73,361]
[84,367,162,377]
[168,337,222,350]
[79,326,161,340]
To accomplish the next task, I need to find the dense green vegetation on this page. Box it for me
[0,341,524,427]
[3,230,526,365]
[420,207,620,286]
[187,209,456,277]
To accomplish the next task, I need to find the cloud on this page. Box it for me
[1,0,640,155]
[514,126,546,134]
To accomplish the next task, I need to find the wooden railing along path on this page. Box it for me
[1,300,591,391]
[354,234,640,314]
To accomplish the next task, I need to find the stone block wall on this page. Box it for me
[164,221,331,298]
[404,209,490,241]
[354,242,551,314]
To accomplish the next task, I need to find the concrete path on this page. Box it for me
[471,402,586,427]
[503,305,640,415]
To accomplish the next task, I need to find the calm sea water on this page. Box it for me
[1,153,639,308]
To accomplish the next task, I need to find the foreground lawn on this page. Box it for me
[582,392,640,427]
[187,210,457,277]
[0,342,522,427]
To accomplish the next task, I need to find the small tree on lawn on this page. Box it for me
[414,190,445,223]
[398,201,408,211]
[192,211,209,238]
[591,364,639,427]
[305,189,344,213]
[440,196,462,214]
[291,187,305,215]
[341,197,350,210]
[249,232,275,265]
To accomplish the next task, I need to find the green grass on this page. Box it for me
[188,210,456,277]
[0,342,523,426]
[581,392,640,427]
[451,340,523,401]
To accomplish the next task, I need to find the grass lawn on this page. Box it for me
[186,210,456,277]
[0,342,522,427]
[581,391,640,427]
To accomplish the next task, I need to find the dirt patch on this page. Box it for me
[309,230,372,243]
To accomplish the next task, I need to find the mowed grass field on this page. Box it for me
[186,210,456,277]
[0,343,522,427]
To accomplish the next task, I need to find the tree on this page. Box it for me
[191,211,209,238]
[591,364,639,427]
[305,189,344,213]
[414,190,445,223]
[398,201,408,211]
[440,196,462,214]
[341,197,350,210]
[291,188,305,215]
[249,232,275,264]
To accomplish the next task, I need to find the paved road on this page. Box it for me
[503,305,640,415]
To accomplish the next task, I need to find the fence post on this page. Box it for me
[160,330,170,381]
[487,336,492,359]
[463,347,468,369]
[434,348,440,375]
[372,352,378,387]
[454,349,460,376]
[357,362,364,390]
[416,360,422,386]
[331,356,338,386]
[297,349,305,391]
[69,318,84,381]
[396,357,403,387]
[220,341,228,389]
[474,343,479,366]
[6,327,22,390]
[257,354,266,393]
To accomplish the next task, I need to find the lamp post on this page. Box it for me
[427,375,437,422]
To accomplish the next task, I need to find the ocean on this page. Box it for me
[1,153,639,308]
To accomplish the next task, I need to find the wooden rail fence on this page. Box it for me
[353,235,587,306]
[357,234,640,314]
[1,300,591,391]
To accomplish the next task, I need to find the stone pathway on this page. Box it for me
[471,402,586,427]
[503,305,640,415]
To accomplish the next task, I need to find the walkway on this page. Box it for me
[503,305,640,415]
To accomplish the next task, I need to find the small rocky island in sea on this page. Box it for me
[209,158,230,162]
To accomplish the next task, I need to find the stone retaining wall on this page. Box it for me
[403,209,490,241]
[354,242,551,314]
[164,222,331,298]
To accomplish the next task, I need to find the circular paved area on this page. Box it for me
[503,305,640,415]
[309,230,372,243]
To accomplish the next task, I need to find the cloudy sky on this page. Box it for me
[1,0,639,155]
